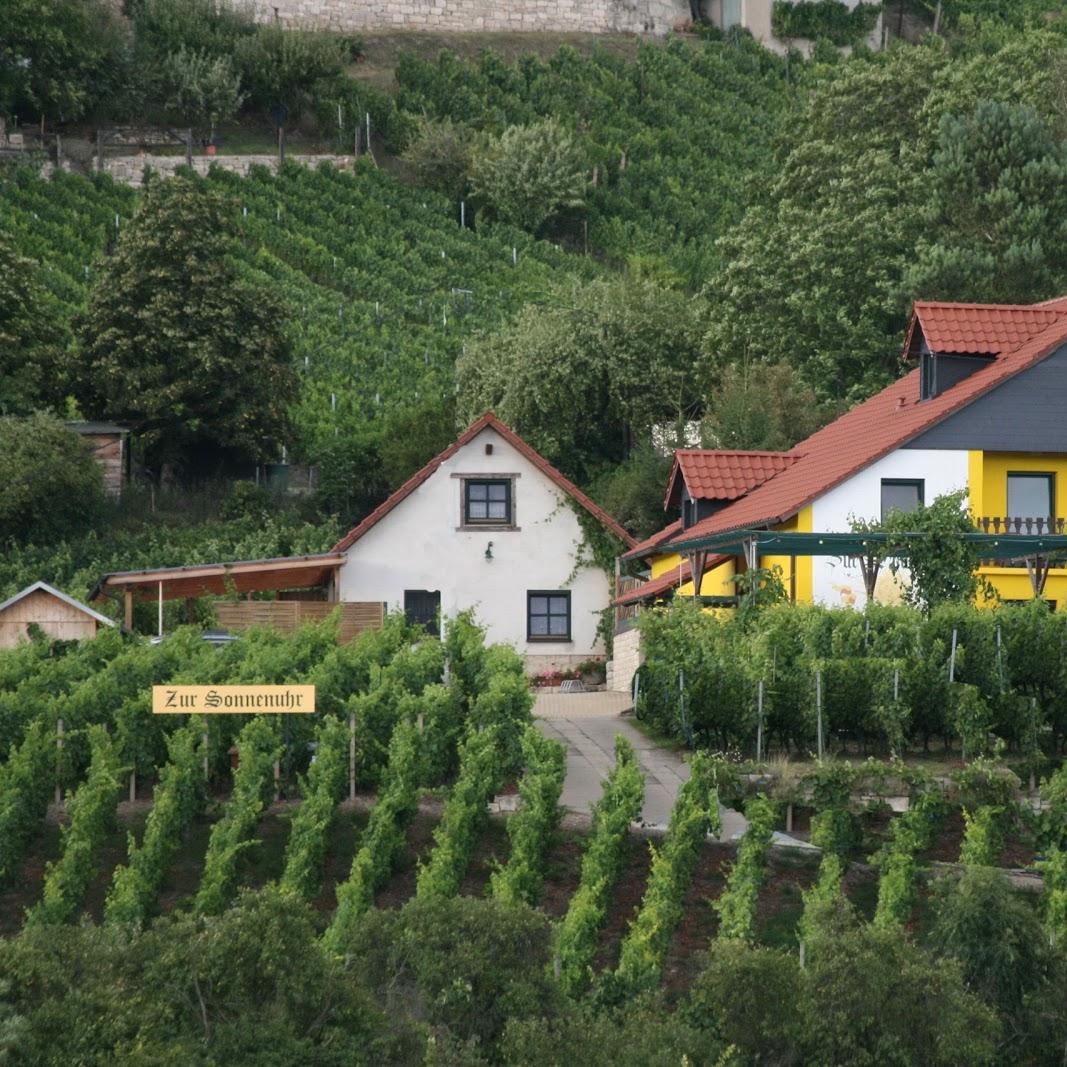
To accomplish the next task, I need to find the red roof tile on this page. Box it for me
[333,413,636,553]
[664,450,797,508]
[672,303,1067,550]
[620,519,683,562]
[903,301,1067,358]
[612,554,732,606]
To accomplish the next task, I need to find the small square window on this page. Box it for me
[528,590,571,642]
[881,479,924,520]
[465,479,511,525]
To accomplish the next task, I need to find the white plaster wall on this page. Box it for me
[810,448,969,609]
[337,425,611,657]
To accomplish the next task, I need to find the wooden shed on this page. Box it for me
[65,421,129,498]
[0,582,116,648]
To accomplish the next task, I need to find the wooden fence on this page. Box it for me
[215,601,385,644]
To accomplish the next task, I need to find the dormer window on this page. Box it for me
[463,478,512,525]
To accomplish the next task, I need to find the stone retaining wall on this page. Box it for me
[247,0,691,36]
[608,625,642,694]
[99,153,356,187]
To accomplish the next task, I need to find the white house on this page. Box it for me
[332,413,635,669]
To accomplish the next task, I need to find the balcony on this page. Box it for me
[976,517,1067,569]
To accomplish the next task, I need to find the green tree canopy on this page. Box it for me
[906,100,1067,303]
[457,277,706,481]
[0,415,104,544]
[0,234,67,415]
[0,0,128,123]
[470,118,587,234]
[72,176,296,475]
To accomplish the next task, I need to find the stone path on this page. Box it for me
[534,690,748,837]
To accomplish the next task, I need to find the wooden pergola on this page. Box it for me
[91,554,345,630]
[669,529,1067,605]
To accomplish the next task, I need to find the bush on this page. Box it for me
[27,725,124,926]
[713,795,777,942]
[556,736,644,996]
[0,415,105,544]
[346,895,563,1054]
[490,726,567,906]
[612,752,720,994]
[470,118,586,234]
[401,116,477,201]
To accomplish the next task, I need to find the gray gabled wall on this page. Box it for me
[904,343,1067,452]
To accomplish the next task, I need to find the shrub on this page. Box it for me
[105,719,206,924]
[415,725,509,900]
[401,116,477,200]
[279,715,349,899]
[871,790,946,928]
[195,716,281,915]
[0,720,55,887]
[470,118,586,234]
[491,726,567,907]
[613,752,720,994]
[713,795,777,942]
[27,725,125,926]
[556,736,644,996]
[0,415,105,543]
[326,718,422,952]
[959,805,1006,867]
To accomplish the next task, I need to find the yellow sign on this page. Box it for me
[152,685,316,714]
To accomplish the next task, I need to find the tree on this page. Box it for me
[0,415,104,544]
[700,360,832,451]
[852,490,990,612]
[0,235,66,414]
[0,0,128,123]
[470,118,587,234]
[155,47,245,133]
[457,278,706,481]
[586,446,674,541]
[906,101,1067,304]
[401,116,478,201]
[928,867,1055,1026]
[72,176,297,475]
[801,900,1000,1065]
[234,24,345,132]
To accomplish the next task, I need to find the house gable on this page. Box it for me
[905,342,1067,452]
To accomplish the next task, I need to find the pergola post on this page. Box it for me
[857,553,881,602]
[1025,554,1052,599]
[687,549,708,598]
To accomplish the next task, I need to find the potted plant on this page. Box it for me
[576,658,606,688]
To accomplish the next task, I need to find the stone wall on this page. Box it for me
[247,0,692,36]
[608,625,642,694]
[98,153,356,187]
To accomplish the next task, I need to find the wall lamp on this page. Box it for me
[485,541,494,562]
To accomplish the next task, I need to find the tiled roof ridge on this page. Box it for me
[620,519,683,562]
[332,412,636,553]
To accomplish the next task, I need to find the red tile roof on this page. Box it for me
[620,519,683,562]
[664,450,797,508]
[903,301,1067,358]
[672,302,1067,551]
[612,554,732,606]
[332,412,636,553]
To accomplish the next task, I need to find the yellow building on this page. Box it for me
[616,297,1067,616]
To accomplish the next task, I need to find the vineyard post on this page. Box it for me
[816,669,824,760]
[55,718,64,806]
[349,712,356,802]
[948,628,958,683]
[460,201,465,228]
[203,731,209,782]
[274,759,281,803]
[756,679,764,763]
[129,765,136,803]
[185,128,192,169]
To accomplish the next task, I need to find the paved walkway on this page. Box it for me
[534,690,749,837]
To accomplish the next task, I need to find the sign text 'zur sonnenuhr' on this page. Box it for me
[151,685,316,714]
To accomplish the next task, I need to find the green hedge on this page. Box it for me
[771,0,881,45]
[637,600,1067,756]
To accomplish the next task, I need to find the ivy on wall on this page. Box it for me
[771,0,881,45]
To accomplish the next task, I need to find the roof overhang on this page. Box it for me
[91,554,345,603]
